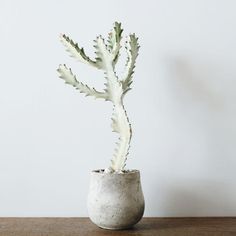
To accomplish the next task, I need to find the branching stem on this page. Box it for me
[57,22,139,172]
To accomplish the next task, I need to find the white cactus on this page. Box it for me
[57,22,139,172]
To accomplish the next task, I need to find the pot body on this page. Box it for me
[87,170,145,230]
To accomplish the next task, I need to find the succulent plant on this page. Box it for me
[57,22,139,172]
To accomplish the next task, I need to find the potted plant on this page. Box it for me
[57,22,144,230]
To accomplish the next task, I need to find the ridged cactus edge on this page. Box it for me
[57,22,139,173]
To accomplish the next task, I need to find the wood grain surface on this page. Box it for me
[0,217,235,236]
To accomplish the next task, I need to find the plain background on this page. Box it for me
[0,0,236,217]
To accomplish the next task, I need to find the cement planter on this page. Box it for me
[87,170,145,230]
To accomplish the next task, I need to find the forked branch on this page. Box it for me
[57,22,139,172]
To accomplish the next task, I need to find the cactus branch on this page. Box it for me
[107,22,123,64]
[122,34,140,94]
[57,22,139,172]
[57,64,108,100]
[60,34,101,69]
[93,36,112,70]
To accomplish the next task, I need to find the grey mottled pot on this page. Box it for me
[87,169,145,230]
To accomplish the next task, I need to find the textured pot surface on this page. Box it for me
[87,170,145,230]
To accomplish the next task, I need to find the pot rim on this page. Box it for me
[91,169,140,175]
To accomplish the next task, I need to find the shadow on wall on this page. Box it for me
[155,181,236,217]
[165,57,236,174]
[148,57,236,216]
[165,57,236,167]
[166,59,225,110]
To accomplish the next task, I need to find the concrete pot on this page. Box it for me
[87,169,145,230]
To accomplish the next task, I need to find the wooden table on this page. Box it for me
[0,217,235,236]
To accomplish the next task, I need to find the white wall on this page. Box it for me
[0,0,236,217]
